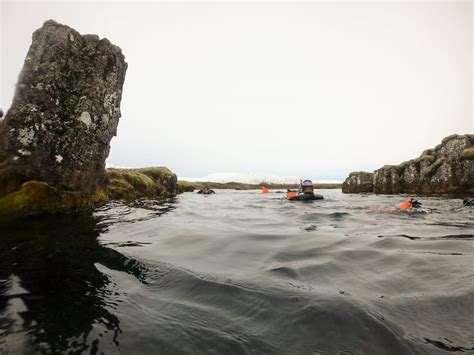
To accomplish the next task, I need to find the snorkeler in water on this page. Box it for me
[399,198,422,209]
[463,197,473,206]
[367,198,423,213]
[197,186,216,195]
[286,179,324,201]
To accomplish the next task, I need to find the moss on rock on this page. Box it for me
[107,170,154,194]
[106,167,177,200]
[177,180,202,193]
[422,157,446,178]
[419,155,436,164]
[0,181,108,218]
[0,166,179,217]
[134,167,173,179]
[461,148,474,160]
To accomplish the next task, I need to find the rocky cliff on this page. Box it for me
[0,20,127,196]
[342,172,374,193]
[343,134,474,195]
[0,21,177,217]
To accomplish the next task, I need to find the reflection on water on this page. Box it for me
[0,191,473,354]
[0,199,175,353]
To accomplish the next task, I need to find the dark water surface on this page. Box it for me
[1,190,473,354]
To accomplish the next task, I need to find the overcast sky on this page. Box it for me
[1,1,472,180]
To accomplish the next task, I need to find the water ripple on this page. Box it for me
[1,190,472,354]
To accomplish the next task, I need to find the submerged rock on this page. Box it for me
[0,20,127,197]
[343,134,474,195]
[0,181,108,217]
[0,167,178,217]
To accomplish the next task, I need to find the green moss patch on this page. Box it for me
[0,166,179,217]
[422,157,446,178]
[419,154,436,163]
[106,167,177,199]
[177,180,203,192]
[461,148,474,160]
[348,171,373,177]
[134,167,173,179]
[0,181,108,218]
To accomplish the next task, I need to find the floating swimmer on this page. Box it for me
[197,186,215,195]
[286,179,324,201]
[368,198,423,213]
[399,198,422,209]
[463,197,473,206]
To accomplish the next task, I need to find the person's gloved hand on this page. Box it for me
[411,200,422,208]
[0,109,4,118]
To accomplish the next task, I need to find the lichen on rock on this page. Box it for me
[0,20,127,197]
[0,21,184,218]
[0,21,178,218]
[342,171,374,193]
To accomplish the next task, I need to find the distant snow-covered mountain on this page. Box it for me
[180,172,341,184]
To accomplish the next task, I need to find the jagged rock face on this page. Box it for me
[342,171,374,193]
[402,161,421,194]
[343,134,474,195]
[0,20,127,197]
[373,167,393,194]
